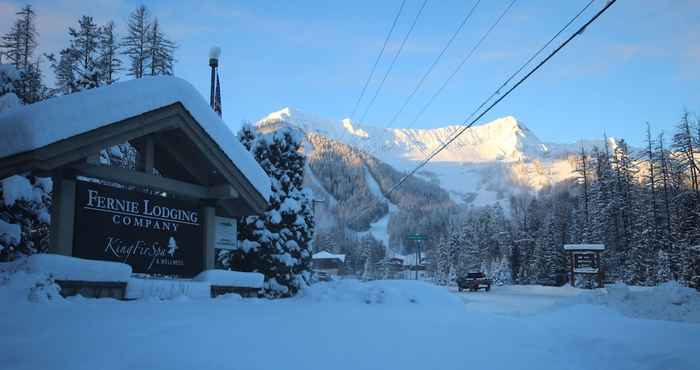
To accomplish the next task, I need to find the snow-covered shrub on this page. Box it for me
[219,123,313,298]
[0,258,64,303]
[0,175,52,261]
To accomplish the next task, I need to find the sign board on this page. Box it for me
[407,234,427,241]
[73,181,202,277]
[574,252,597,270]
[214,216,238,250]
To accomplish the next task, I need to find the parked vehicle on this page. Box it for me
[457,272,491,292]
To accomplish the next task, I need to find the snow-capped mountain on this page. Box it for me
[261,107,550,164]
[256,107,620,253]
[258,107,617,208]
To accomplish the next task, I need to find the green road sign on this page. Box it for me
[407,234,427,241]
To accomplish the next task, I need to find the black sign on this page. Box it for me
[73,181,202,277]
[574,253,597,270]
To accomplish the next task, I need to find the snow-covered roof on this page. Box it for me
[312,251,346,262]
[563,244,606,251]
[0,76,270,200]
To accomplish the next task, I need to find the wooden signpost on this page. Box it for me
[408,234,426,280]
[563,244,606,288]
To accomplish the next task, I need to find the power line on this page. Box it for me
[385,0,482,128]
[408,0,595,162]
[359,0,430,125]
[436,0,596,139]
[405,0,518,130]
[384,0,618,197]
[349,0,407,122]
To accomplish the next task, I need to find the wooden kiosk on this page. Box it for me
[563,244,606,288]
[0,77,270,292]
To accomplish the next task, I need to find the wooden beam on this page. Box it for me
[144,135,154,174]
[49,173,76,256]
[154,138,212,185]
[201,206,216,271]
[70,163,238,200]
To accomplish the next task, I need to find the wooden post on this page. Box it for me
[49,173,76,256]
[596,251,603,288]
[201,206,216,271]
[570,252,575,287]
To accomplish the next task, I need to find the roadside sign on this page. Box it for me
[407,234,427,241]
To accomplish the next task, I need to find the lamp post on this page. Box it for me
[208,47,220,110]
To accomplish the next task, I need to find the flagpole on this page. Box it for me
[209,47,221,111]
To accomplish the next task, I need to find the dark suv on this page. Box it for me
[457,272,491,292]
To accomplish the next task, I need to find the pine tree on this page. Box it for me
[123,5,151,79]
[574,147,593,241]
[656,249,672,283]
[672,111,699,196]
[1,5,44,103]
[46,48,79,95]
[67,15,101,90]
[97,21,122,85]
[146,18,176,76]
[230,124,314,297]
[0,64,51,261]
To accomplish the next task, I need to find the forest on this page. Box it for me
[434,117,700,288]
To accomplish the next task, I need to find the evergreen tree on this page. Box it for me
[146,18,176,76]
[0,64,51,261]
[67,15,101,90]
[97,21,122,85]
[230,124,314,297]
[1,5,45,103]
[123,5,151,79]
[46,49,79,95]
[656,249,672,283]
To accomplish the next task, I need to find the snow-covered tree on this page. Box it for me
[225,124,314,297]
[0,64,51,261]
[46,48,78,95]
[68,15,101,90]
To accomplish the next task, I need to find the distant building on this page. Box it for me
[376,257,404,279]
[312,251,346,276]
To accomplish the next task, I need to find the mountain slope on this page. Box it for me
[256,107,616,253]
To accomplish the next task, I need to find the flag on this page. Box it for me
[214,72,222,117]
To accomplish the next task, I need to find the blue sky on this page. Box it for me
[1,0,699,145]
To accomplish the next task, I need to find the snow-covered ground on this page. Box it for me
[1,278,699,370]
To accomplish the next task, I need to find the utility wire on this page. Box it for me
[405,0,518,130]
[359,0,430,125]
[386,0,482,128]
[349,0,407,122]
[384,0,618,197]
[428,0,596,141]
[412,0,595,162]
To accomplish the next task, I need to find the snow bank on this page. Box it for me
[26,254,132,282]
[126,277,211,300]
[299,279,463,309]
[0,76,271,200]
[581,281,700,323]
[0,258,64,303]
[193,269,264,288]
